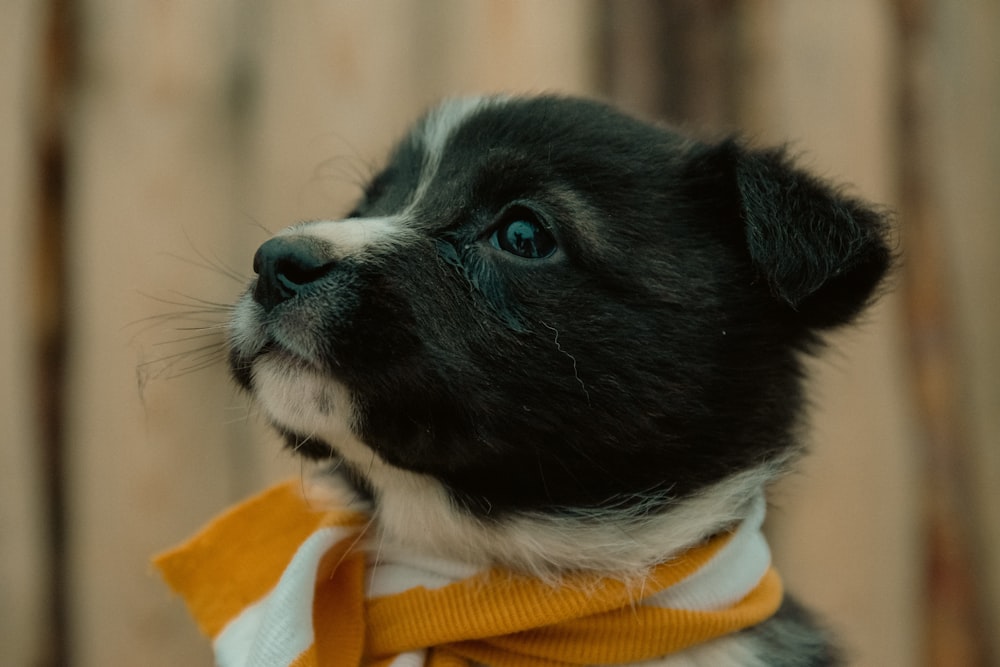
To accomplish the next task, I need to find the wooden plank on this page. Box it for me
[66,2,280,665]
[912,1,1000,661]
[0,3,50,666]
[600,0,738,129]
[734,3,919,666]
[408,0,599,99]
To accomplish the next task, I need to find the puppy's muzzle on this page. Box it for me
[252,236,335,312]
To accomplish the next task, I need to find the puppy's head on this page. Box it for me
[228,96,891,572]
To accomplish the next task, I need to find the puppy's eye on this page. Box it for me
[489,207,557,259]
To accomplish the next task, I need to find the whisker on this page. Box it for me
[170,322,229,332]
[167,355,228,378]
[130,311,229,331]
[151,330,227,346]
[131,235,250,396]
[236,212,277,238]
[140,290,236,312]
[128,310,223,333]
[161,251,247,285]
[220,410,256,427]
[313,144,375,188]
[128,292,233,343]
[138,342,224,366]
[176,227,251,285]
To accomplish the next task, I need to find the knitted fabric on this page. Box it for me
[155,480,782,666]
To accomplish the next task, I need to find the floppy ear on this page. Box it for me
[724,141,893,329]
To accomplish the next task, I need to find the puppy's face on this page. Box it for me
[228,96,890,570]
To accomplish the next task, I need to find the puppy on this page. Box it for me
[227,95,892,665]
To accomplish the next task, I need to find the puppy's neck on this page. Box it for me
[309,456,782,580]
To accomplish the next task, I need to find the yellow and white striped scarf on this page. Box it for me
[155,480,782,666]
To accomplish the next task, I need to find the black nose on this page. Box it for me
[252,236,335,311]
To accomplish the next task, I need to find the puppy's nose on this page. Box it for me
[252,236,335,311]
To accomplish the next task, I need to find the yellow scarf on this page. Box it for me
[155,480,782,666]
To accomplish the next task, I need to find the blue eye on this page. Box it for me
[489,207,557,259]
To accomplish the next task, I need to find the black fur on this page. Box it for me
[228,95,892,665]
[749,596,844,666]
[233,97,889,514]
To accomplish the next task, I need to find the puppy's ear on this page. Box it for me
[709,140,893,329]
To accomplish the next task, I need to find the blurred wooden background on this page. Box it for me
[2,1,997,665]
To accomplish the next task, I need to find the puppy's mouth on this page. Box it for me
[249,352,349,462]
[228,287,334,387]
[257,338,326,375]
[229,300,359,457]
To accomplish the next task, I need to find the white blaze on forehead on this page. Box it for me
[268,97,506,259]
[412,96,508,204]
[419,96,503,161]
[280,216,409,256]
